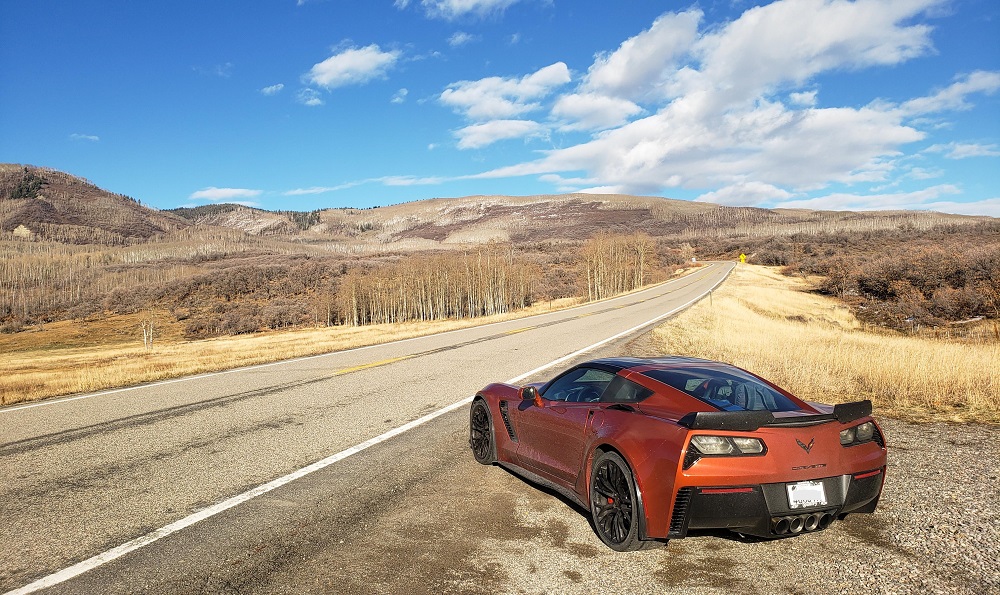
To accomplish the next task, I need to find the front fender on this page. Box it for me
[476,383,522,463]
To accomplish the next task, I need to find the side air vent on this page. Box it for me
[668,487,694,538]
[499,400,517,442]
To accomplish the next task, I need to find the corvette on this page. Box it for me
[469,356,887,551]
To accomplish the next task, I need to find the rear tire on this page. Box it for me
[590,451,654,551]
[469,399,496,465]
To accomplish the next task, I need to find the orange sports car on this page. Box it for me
[469,357,887,551]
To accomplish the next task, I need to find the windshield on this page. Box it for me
[641,367,800,412]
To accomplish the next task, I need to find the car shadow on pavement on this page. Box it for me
[495,465,590,515]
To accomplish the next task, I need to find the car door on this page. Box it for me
[515,366,616,485]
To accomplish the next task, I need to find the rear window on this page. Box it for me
[642,367,799,412]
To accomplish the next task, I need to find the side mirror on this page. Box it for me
[520,386,541,406]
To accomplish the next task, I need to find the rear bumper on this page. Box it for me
[667,467,885,539]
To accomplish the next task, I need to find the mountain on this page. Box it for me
[168,204,301,236]
[1,164,992,249]
[0,164,189,244]
[175,193,991,251]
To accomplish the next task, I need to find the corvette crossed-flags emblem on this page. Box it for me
[796,438,816,453]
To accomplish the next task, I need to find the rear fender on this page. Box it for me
[584,442,650,541]
[584,411,687,540]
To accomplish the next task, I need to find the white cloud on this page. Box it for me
[283,181,363,195]
[773,184,961,211]
[416,0,521,20]
[380,175,448,186]
[918,198,1000,217]
[468,0,986,204]
[448,31,478,47]
[901,71,1000,115]
[925,142,1000,159]
[576,185,637,194]
[391,88,409,104]
[538,173,598,192]
[551,93,643,131]
[691,0,942,110]
[69,133,99,142]
[907,166,944,180]
[455,119,545,149]
[189,187,263,202]
[296,88,324,106]
[696,182,794,206]
[260,83,284,95]
[441,62,570,120]
[582,9,701,100]
[520,100,921,195]
[284,176,451,196]
[789,90,817,107]
[306,44,401,89]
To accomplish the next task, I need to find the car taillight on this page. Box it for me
[690,435,735,455]
[685,435,767,469]
[840,421,877,446]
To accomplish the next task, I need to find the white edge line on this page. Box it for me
[3,262,732,595]
[4,396,473,595]
[0,263,721,415]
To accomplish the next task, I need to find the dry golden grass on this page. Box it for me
[651,265,1000,423]
[0,297,581,407]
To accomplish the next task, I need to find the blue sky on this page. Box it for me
[2,0,998,215]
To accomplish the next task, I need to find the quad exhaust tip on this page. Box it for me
[772,512,836,535]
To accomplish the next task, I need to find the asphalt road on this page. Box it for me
[0,262,734,594]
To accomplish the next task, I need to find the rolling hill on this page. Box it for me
[0,165,190,244]
[170,193,990,251]
[3,163,991,250]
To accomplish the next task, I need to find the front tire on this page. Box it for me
[469,399,496,465]
[590,451,650,551]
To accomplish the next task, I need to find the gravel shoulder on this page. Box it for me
[455,418,1000,595]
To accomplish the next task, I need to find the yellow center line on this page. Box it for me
[504,326,537,335]
[332,355,415,376]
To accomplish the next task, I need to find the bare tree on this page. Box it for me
[582,233,654,301]
[141,309,155,351]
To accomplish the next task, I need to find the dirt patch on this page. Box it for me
[654,541,746,591]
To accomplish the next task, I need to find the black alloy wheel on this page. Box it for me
[469,399,496,465]
[590,451,650,551]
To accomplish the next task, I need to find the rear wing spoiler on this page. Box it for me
[677,400,872,431]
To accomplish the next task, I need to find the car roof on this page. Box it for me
[585,356,724,373]
[584,356,809,414]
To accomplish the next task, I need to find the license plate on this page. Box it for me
[787,481,827,509]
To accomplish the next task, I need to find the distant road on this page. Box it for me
[0,261,733,595]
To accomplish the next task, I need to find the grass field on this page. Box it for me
[650,265,1000,423]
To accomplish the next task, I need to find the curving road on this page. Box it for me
[0,262,733,594]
